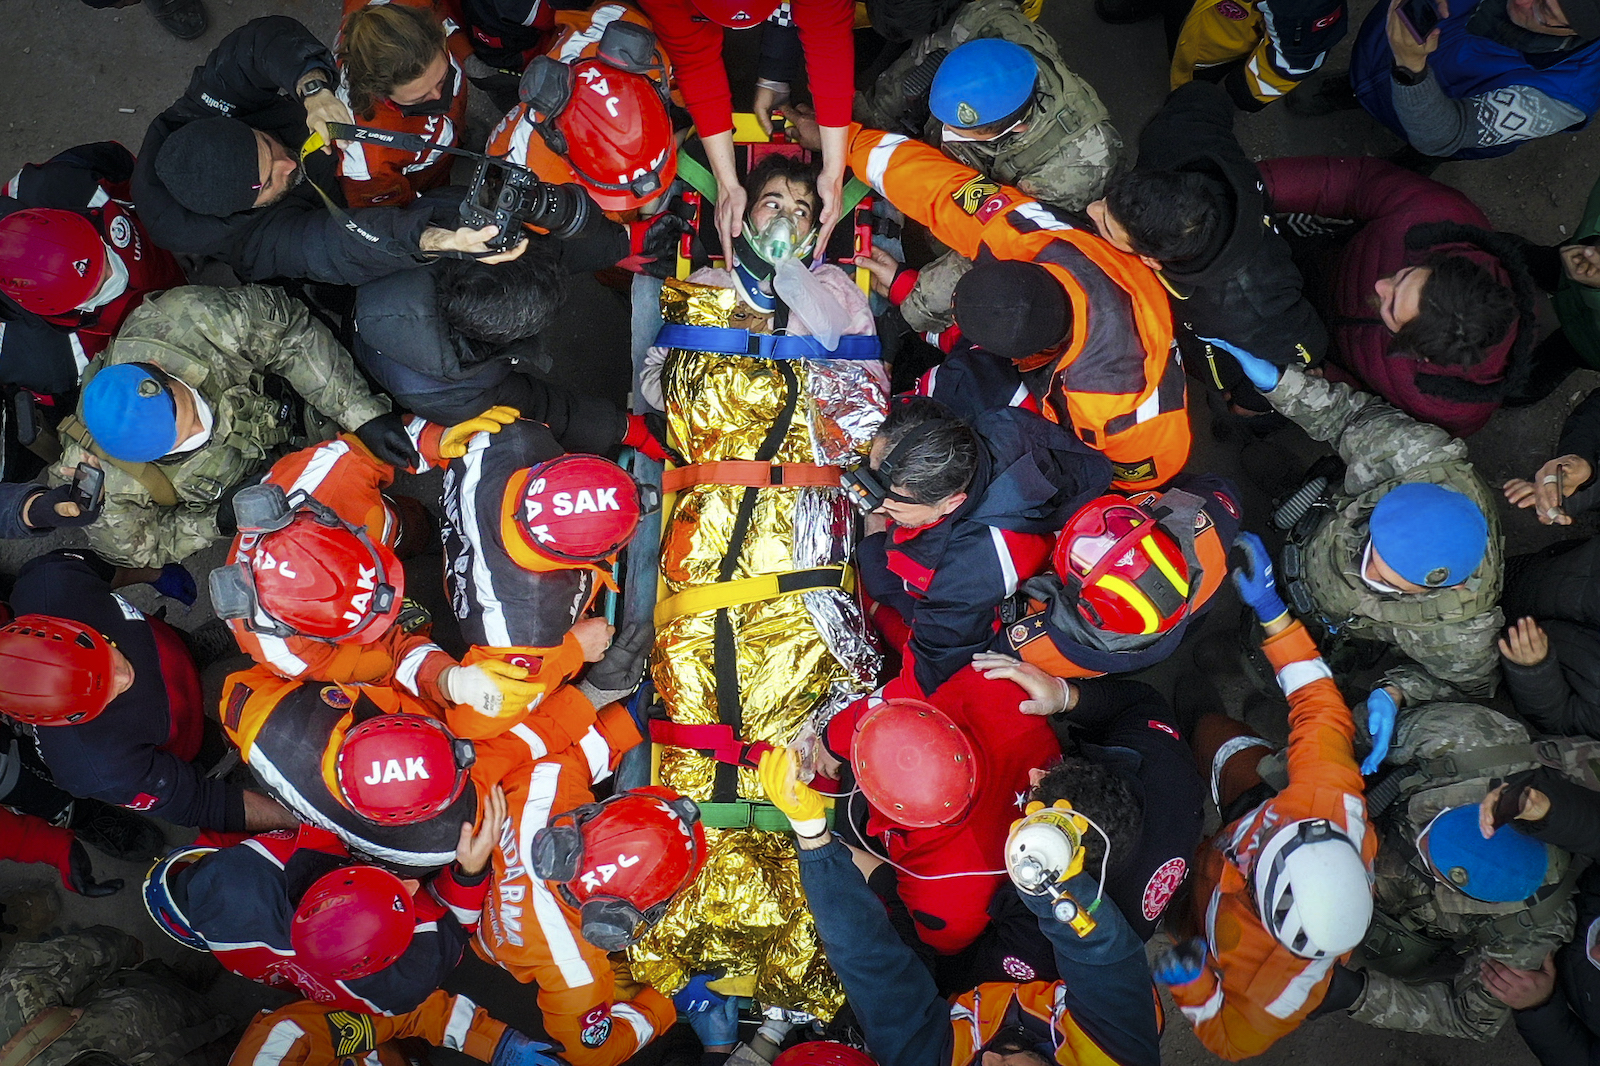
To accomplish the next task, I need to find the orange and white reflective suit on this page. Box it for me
[230,989,506,1066]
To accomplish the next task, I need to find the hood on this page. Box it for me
[968,407,1113,534]
[1159,158,1261,290]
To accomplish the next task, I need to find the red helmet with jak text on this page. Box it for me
[0,614,118,725]
[689,0,782,28]
[530,785,707,950]
[336,713,475,826]
[775,1044,879,1066]
[1054,494,1191,637]
[0,208,105,315]
[555,60,676,212]
[852,699,978,829]
[509,453,650,565]
[291,865,415,979]
[210,485,404,645]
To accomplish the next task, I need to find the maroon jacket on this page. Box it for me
[1259,155,1534,437]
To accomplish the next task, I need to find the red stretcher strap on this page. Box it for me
[649,720,776,768]
[662,461,842,492]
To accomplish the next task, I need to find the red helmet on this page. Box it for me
[508,454,648,565]
[1054,494,1192,637]
[530,785,707,950]
[336,713,475,825]
[0,614,118,725]
[775,1045,878,1066]
[852,699,977,829]
[0,209,106,315]
[212,487,404,645]
[689,0,782,28]
[291,865,415,979]
[557,60,676,212]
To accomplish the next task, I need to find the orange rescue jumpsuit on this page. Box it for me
[230,989,506,1066]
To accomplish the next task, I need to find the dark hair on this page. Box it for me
[1030,757,1143,877]
[875,397,979,503]
[1391,253,1517,368]
[338,3,446,118]
[743,154,822,217]
[1103,168,1227,264]
[435,245,568,346]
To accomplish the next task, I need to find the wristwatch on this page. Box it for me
[299,76,332,101]
[1391,63,1428,86]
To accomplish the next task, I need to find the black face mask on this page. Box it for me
[393,61,459,117]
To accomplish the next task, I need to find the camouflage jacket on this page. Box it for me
[1353,702,1578,1042]
[50,285,391,567]
[1269,366,1503,705]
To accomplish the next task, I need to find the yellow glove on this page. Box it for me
[758,748,827,837]
[475,658,545,715]
[438,406,521,459]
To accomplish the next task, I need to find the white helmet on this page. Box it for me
[1251,818,1372,959]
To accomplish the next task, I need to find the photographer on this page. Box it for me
[133,16,523,288]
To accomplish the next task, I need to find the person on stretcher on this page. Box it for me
[641,153,874,409]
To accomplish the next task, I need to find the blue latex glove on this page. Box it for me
[490,1029,562,1066]
[1153,937,1208,987]
[152,563,197,608]
[1361,687,1399,776]
[685,994,740,1049]
[1200,336,1282,392]
[1231,532,1288,625]
[673,973,726,1013]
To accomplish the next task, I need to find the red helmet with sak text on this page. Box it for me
[852,699,977,829]
[1054,494,1192,637]
[509,453,650,565]
[689,0,782,28]
[210,485,404,645]
[775,1044,879,1066]
[0,208,105,315]
[0,614,118,725]
[529,785,707,950]
[336,712,475,826]
[291,865,415,979]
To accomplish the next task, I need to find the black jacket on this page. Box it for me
[1134,82,1327,372]
[1502,535,1600,739]
[1514,863,1600,1066]
[131,17,437,286]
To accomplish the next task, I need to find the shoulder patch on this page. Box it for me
[952,175,1002,216]
[1142,856,1188,921]
[579,1005,612,1048]
[224,682,253,733]
[1110,457,1157,484]
[320,685,354,710]
[325,1011,377,1057]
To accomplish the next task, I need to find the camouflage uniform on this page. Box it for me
[1268,365,1503,704]
[1349,701,1578,1041]
[0,926,232,1066]
[48,286,392,568]
[856,0,1124,332]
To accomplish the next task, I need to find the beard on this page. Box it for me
[259,164,305,208]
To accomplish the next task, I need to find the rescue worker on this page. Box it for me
[1086,84,1326,420]
[0,549,295,838]
[991,475,1241,678]
[0,144,185,398]
[852,396,1112,698]
[0,927,233,1066]
[48,284,410,568]
[453,0,558,111]
[133,16,518,288]
[1155,532,1376,1061]
[232,990,565,1066]
[852,0,1124,334]
[1224,340,1504,719]
[336,0,474,209]
[145,798,504,1016]
[1167,0,1348,110]
[848,126,1190,489]
[757,746,1164,1065]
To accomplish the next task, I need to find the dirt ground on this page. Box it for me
[1,0,1596,1062]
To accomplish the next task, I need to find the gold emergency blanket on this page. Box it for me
[629,279,886,1016]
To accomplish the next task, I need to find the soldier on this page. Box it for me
[47,284,412,569]
[1327,700,1580,1041]
[0,926,233,1066]
[1222,341,1503,766]
[851,0,1123,333]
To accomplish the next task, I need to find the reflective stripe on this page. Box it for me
[864,134,908,196]
[459,437,513,646]
[405,418,431,472]
[242,837,288,869]
[288,440,350,498]
[1264,955,1335,1018]
[521,0,543,25]
[68,332,88,374]
[511,722,550,761]
[578,728,611,783]
[989,525,1021,597]
[251,1019,306,1066]
[1180,980,1224,1024]
[254,634,309,678]
[558,3,625,61]
[206,937,295,955]
[1275,657,1333,697]
[519,762,595,988]
[342,140,372,181]
[1011,202,1073,232]
[1343,792,1368,854]
[395,643,441,695]
[87,187,110,208]
[1008,381,1030,407]
[443,995,477,1050]
[611,1002,655,1045]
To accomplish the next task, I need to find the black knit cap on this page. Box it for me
[953,259,1072,362]
[154,116,263,217]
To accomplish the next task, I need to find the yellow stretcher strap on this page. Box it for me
[654,566,855,625]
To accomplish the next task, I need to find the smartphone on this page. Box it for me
[71,462,104,514]
[1398,0,1442,43]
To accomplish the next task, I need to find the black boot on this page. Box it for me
[143,0,207,40]
[1285,70,1358,116]
[68,799,168,863]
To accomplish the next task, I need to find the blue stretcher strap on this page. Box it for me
[654,323,881,360]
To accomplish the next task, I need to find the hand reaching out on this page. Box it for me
[456,784,507,876]
[971,652,1074,715]
[1498,617,1550,667]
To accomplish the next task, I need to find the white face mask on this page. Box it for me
[940,115,1026,144]
[77,245,129,312]
[1359,540,1405,595]
[167,379,214,455]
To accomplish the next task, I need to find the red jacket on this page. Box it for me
[0,807,76,893]
[637,0,854,136]
[1259,155,1531,437]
